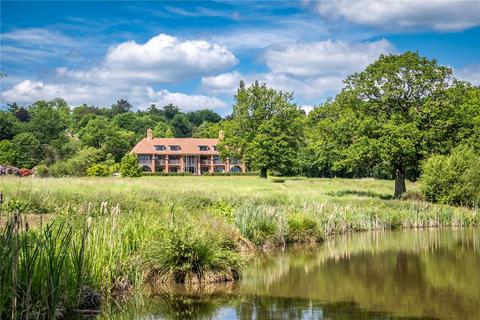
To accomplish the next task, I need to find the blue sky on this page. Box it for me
[1,1,479,114]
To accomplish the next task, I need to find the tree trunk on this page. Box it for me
[260,168,267,179]
[394,165,407,198]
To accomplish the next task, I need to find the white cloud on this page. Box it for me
[66,34,237,84]
[203,39,395,100]
[316,0,480,31]
[1,33,234,110]
[455,64,480,85]
[264,39,394,77]
[1,80,226,110]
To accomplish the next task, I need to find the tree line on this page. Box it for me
[1,52,479,200]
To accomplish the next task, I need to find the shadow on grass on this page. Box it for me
[327,190,393,200]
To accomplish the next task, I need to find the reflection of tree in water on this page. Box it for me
[239,228,480,319]
[99,229,479,319]
[234,296,434,320]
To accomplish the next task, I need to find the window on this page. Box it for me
[169,145,181,151]
[213,145,217,151]
[138,155,150,161]
[198,145,209,151]
[154,145,166,151]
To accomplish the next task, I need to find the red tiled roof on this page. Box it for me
[131,137,220,155]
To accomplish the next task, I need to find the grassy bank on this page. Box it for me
[0,176,477,318]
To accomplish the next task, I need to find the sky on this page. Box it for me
[1,0,479,114]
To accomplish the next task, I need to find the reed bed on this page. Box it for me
[0,175,477,318]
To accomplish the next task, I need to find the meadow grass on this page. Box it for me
[0,175,477,318]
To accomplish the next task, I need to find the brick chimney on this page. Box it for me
[147,128,153,140]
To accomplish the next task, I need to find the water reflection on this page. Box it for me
[99,228,479,320]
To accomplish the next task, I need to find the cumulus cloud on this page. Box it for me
[264,39,394,77]
[1,33,234,110]
[1,80,226,110]
[316,0,480,31]
[455,64,480,85]
[203,39,394,99]
[66,34,237,83]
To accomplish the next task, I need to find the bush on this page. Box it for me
[272,178,285,183]
[143,224,240,283]
[120,155,142,177]
[0,165,19,176]
[18,168,33,177]
[34,164,50,177]
[86,164,110,177]
[49,147,102,177]
[421,146,480,206]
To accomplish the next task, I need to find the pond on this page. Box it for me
[99,228,479,319]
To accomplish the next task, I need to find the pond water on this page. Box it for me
[100,228,479,319]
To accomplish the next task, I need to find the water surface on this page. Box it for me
[101,228,479,320]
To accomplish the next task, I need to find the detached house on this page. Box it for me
[131,128,245,175]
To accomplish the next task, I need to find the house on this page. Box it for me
[130,128,246,175]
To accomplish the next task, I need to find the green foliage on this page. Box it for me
[234,202,284,246]
[170,113,193,137]
[219,82,305,178]
[12,132,43,169]
[143,223,240,283]
[286,213,321,243]
[86,163,111,177]
[421,146,480,206]
[49,147,102,177]
[0,140,18,165]
[34,164,50,177]
[120,154,142,177]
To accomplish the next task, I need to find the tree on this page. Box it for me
[192,121,221,138]
[162,104,181,121]
[219,81,305,178]
[111,99,133,116]
[0,140,18,165]
[324,52,452,197]
[0,111,20,140]
[120,154,142,177]
[27,100,67,144]
[12,132,43,169]
[170,113,193,137]
[187,109,221,126]
[153,121,174,138]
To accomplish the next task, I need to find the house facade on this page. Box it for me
[131,129,246,175]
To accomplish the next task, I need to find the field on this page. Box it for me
[0,176,477,319]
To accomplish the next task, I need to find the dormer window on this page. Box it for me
[213,145,217,151]
[154,145,166,151]
[198,145,209,151]
[169,145,181,151]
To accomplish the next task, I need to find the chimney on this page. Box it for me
[147,128,153,140]
[218,130,225,140]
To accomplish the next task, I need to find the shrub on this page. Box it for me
[49,147,102,177]
[421,146,480,206]
[120,155,142,177]
[272,178,285,183]
[34,164,50,177]
[86,163,110,177]
[0,165,19,176]
[18,168,33,177]
[143,224,240,283]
